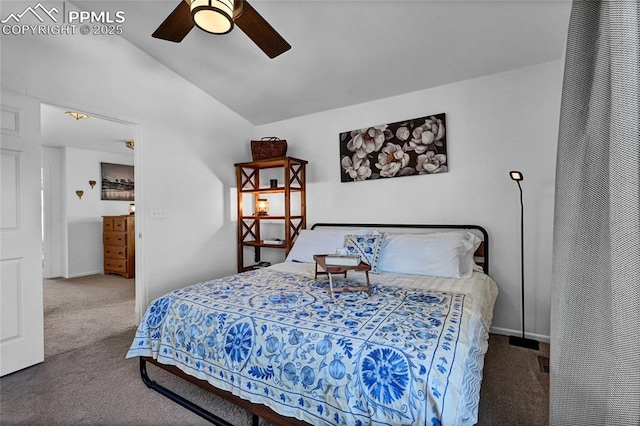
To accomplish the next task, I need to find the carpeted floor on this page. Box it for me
[478,334,550,425]
[43,274,137,358]
[0,275,550,425]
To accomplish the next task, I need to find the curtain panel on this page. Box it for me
[551,1,640,425]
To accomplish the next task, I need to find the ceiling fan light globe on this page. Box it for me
[191,0,234,34]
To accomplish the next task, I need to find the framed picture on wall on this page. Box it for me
[339,113,447,182]
[101,162,134,201]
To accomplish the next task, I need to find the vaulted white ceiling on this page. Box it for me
[45,0,572,151]
[76,0,572,125]
[41,103,136,155]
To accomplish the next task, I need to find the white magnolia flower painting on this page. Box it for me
[339,113,448,182]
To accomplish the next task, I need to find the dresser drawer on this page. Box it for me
[103,216,130,232]
[103,232,127,245]
[104,259,128,273]
[112,216,129,232]
[104,245,127,259]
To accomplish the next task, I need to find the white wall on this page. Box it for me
[1,28,254,309]
[1,16,561,338]
[42,147,64,278]
[42,146,133,278]
[62,147,133,277]
[256,60,563,340]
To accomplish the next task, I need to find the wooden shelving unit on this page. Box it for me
[235,156,307,272]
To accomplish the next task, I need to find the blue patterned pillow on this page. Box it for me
[343,233,387,273]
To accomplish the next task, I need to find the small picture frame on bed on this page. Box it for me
[339,113,447,182]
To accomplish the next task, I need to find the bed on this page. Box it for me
[127,223,498,426]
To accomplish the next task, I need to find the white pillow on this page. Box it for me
[378,231,482,278]
[285,229,371,263]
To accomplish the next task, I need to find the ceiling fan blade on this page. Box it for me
[235,1,291,58]
[152,1,194,43]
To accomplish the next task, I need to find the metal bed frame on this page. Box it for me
[137,223,490,425]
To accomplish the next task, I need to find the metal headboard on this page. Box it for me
[310,223,489,274]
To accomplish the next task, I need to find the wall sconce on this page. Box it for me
[255,198,269,216]
[76,190,84,199]
[89,180,96,189]
[129,203,135,215]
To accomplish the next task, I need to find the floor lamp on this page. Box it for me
[509,171,539,350]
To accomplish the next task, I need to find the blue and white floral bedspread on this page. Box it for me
[127,268,471,426]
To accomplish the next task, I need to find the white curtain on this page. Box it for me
[550,1,640,425]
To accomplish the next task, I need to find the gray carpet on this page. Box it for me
[43,274,137,358]
[479,335,550,425]
[0,275,550,425]
[0,327,252,425]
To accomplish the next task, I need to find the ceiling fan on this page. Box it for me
[152,0,291,59]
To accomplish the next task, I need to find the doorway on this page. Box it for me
[40,103,139,357]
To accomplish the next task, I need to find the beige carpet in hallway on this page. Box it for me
[44,274,136,357]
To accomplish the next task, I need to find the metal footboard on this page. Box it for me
[139,358,259,426]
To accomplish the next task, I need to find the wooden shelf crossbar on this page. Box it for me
[289,218,304,241]
[240,219,259,243]
[288,163,304,188]
[239,168,259,192]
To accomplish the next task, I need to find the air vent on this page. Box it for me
[538,356,550,373]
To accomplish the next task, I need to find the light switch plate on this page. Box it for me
[150,210,165,219]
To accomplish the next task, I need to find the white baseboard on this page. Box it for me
[66,270,103,279]
[490,326,550,344]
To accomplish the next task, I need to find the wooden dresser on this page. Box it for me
[102,215,135,279]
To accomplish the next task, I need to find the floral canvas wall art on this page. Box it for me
[339,113,447,182]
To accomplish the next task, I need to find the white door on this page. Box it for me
[0,90,43,376]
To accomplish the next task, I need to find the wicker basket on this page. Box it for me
[251,137,287,161]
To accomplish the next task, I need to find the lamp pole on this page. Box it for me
[509,171,539,350]
[517,179,525,340]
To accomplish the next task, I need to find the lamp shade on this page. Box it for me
[191,0,234,34]
[256,198,269,216]
[510,170,524,181]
